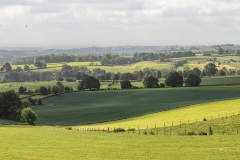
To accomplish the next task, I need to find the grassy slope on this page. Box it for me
[35,86,240,126]
[152,114,240,135]
[0,125,240,160]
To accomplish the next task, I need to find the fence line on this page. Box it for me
[73,111,240,135]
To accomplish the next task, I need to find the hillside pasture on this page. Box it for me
[34,86,240,126]
[77,98,240,130]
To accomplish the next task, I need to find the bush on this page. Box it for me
[159,83,165,88]
[22,100,31,108]
[37,99,42,105]
[187,132,197,135]
[21,107,37,125]
[27,97,36,105]
[143,130,148,135]
[127,128,135,131]
[64,86,71,92]
[113,128,125,132]
[150,130,155,135]
[198,132,207,135]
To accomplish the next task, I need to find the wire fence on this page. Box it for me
[72,111,240,136]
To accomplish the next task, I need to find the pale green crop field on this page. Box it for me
[76,98,240,130]
[0,125,240,160]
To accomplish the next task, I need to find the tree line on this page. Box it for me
[13,51,195,66]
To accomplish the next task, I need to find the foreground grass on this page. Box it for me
[0,125,240,160]
[35,86,240,126]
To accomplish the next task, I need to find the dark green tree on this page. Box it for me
[237,50,240,56]
[0,90,22,120]
[39,86,48,95]
[143,75,159,88]
[56,81,64,93]
[185,73,201,86]
[218,48,224,54]
[204,63,218,76]
[1,63,12,72]
[218,69,226,76]
[24,65,30,71]
[18,86,25,93]
[165,71,183,87]
[120,80,132,89]
[192,67,201,77]
[51,85,60,95]
[77,76,100,91]
[37,99,42,105]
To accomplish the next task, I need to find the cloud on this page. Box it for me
[0,0,240,46]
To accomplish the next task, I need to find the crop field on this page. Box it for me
[77,98,240,130]
[34,86,240,126]
[0,125,240,160]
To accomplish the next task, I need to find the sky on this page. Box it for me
[0,0,240,47]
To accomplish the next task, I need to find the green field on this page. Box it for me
[77,98,240,130]
[1,76,240,93]
[34,86,240,126]
[0,125,240,160]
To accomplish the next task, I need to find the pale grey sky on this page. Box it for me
[0,0,240,47]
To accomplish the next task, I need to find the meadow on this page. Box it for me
[0,125,240,160]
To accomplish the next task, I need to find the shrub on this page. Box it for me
[132,86,139,89]
[150,130,155,135]
[21,107,37,125]
[198,132,208,135]
[37,99,42,105]
[27,97,36,105]
[113,128,125,132]
[143,130,148,135]
[22,100,31,108]
[64,86,71,92]
[159,83,165,88]
[127,128,135,131]
[187,132,197,135]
